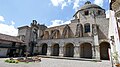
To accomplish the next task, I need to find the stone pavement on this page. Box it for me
[0,58,112,67]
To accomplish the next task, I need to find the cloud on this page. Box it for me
[68,0,72,4]
[73,0,80,11]
[51,0,60,6]
[109,0,111,3]
[0,16,5,22]
[106,10,110,18]
[11,21,15,25]
[61,2,67,9]
[94,0,104,7]
[51,0,67,9]
[0,16,18,36]
[50,0,106,11]
[50,0,87,11]
[48,19,71,27]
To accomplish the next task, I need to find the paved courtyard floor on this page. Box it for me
[0,58,112,67]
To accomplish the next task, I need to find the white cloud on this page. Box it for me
[68,0,72,4]
[94,0,104,7]
[61,2,67,9]
[109,0,111,3]
[0,22,18,36]
[11,21,15,25]
[48,19,71,27]
[0,16,5,22]
[73,0,87,11]
[51,0,59,6]
[106,10,110,18]
[50,0,88,11]
[0,16,18,36]
[50,0,106,11]
[73,0,80,11]
[51,0,67,9]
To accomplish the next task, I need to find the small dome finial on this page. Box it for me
[85,1,91,4]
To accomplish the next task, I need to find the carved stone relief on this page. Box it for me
[75,24,83,37]
[50,29,60,39]
[62,25,71,38]
[92,24,98,35]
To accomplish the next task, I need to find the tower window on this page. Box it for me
[98,10,101,15]
[84,11,89,15]
[84,23,90,33]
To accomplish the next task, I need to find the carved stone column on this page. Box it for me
[95,45,100,60]
[92,45,95,59]
[74,46,79,58]
[92,24,100,60]
[59,46,64,57]
[47,46,51,56]
[92,45,100,60]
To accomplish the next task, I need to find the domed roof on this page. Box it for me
[80,1,102,10]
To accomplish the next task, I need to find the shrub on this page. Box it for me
[15,60,19,63]
[12,60,15,63]
[9,60,12,63]
[5,60,8,62]
[5,59,19,63]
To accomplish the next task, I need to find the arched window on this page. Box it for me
[50,29,61,39]
[98,10,101,15]
[43,31,49,39]
[62,25,73,38]
[84,23,90,33]
[84,10,89,15]
[75,24,83,37]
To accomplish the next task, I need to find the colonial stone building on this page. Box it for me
[18,1,110,60]
[0,33,24,57]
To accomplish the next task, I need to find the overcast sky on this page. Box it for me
[0,0,109,36]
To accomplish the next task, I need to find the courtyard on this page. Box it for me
[0,58,112,67]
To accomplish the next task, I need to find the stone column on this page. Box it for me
[92,45,95,59]
[39,46,42,54]
[74,46,79,58]
[59,46,64,57]
[47,46,51,56]
[95,45,100,60]
[92,24,100,60]
[92,45,100,60]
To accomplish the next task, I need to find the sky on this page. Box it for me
[0,0,109,36]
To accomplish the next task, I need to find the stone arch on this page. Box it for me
[40,43,48,55]
[75,24,83,37]
[84,23,90,33]
[64,43,74,57]
[100,42,110,60]
[62,25,74,38]
[51,43,59,56]
[80,43,92,59]
[56,30,61,38]
[50,29,61,39]
[43,31,49,39]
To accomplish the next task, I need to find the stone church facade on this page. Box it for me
[18,1,110,60]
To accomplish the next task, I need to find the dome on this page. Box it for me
[80,1,102,10]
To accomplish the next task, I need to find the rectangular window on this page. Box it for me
[84,23,90,33]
